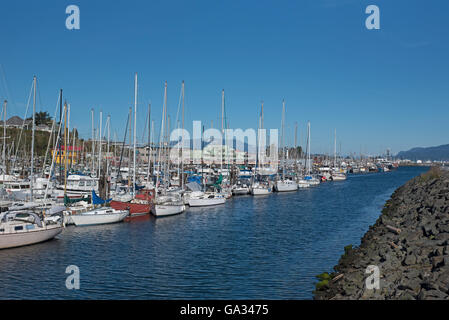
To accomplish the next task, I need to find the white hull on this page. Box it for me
[232,188,249,195]
[332,174,347,181]
[188,198,226,207]
[275,181,298,192]
[0,225,63,249]
[70,210,128,226]
[151,204,185,217]
[250,187,271,195]
[297,180,310,188]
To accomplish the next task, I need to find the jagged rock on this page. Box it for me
[314,168,449,300]
[403,254,417,266]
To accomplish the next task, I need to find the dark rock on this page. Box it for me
[314,168,449,300]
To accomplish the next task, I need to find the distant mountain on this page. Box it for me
[396,144,449,161]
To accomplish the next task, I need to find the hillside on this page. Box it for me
[397,144,449,161]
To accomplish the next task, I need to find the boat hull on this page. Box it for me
[151,204,185,217]
[275,182,298,192]
[232,188,249,195]
[71,211,128,226]
[188,198,226,207]
[110,201,151,217]
[0,225,63,249]
[250,188,271,195]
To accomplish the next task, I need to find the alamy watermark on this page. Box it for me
[365,265,380,290]
[65,265,80,290]
[168,121,279,171]
[66,5,80,30]
[365,5,380,30]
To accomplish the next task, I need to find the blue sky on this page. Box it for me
[0,0,448,156]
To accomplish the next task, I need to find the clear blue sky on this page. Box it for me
[0,0,448,156]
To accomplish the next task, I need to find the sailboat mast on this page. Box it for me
[147,103,151,186]
[181,81,185,189]
[334,128,337,168]
[133,73,137,195]
[307,121,311,175]
[106,115,110,196]
[91,108,94,175]
[67,104,71,169]
[63,101,68,195]
[221,89,224,173]
[260,101,264,171]
[2,100,6,183]
[282,99,285,181]
[30,76,36,201]
[98,110,102,178]
[71,126,76,171]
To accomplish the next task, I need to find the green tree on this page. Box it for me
[27,111,52,126]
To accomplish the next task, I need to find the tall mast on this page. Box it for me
[307,121,311,175]
[181,81,184,189]
[98,110,103,178]
[63,101,68,196]
[155,82,167,197]
[2,100,6,183]
[67,103,71,169]
[147,103,151,186]
[106,115,110,196]
[59,89,63,184]
[71,126,76,171]
[91,108,94,175]
[163,81,168,190]
[30,76,36,201]
[151,119,154,181]
[260,101,264,170]
[221,89,224,173]
[334,128,337,168]
[281,99,285,181]
[133,73,137,195]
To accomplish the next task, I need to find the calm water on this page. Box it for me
[0,166,427,299]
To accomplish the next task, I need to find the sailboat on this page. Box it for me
[302,121,320,186]
[151,81,186,217]
[251,101,272,196]
[331,129,347,181]
[275,100,298,192]
[0,210,64,249]
[187,118,226,207]
[69,193,129,226]
[110,75,152,217]
[0,77,64,249]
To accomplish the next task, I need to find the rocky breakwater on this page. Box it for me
[314,167,449,300]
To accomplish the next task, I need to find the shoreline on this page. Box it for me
[314,166,449,300]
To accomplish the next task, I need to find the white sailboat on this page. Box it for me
[250,181,272,195]
[251,102,273,196]
[188,191,226,207]
[0,210,63,249]
[331,129,347,181]
[151,81,186,217]
[232,180,250,195]
[69,207,128,226]
[303,121,320,186]
[275,100,298,192]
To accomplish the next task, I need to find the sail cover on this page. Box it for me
[92,190,112,205]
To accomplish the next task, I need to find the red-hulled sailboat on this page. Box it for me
[110,189,154,220]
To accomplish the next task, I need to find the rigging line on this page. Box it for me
[12,79,34,168]
[36,77,44,113]
[0,64,15,108]
[42,92,61,175]
[175,83,182,130]
[140,102,149,147]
